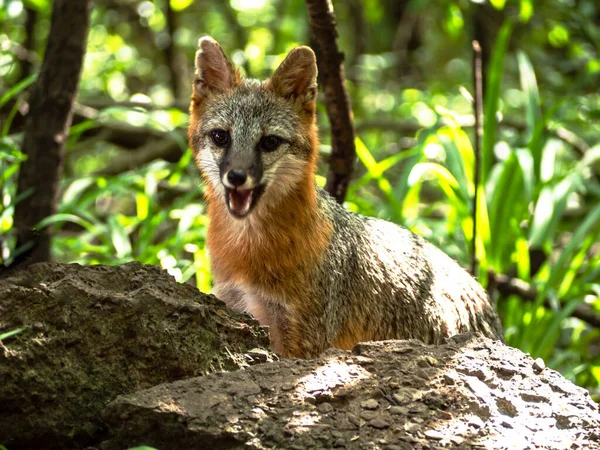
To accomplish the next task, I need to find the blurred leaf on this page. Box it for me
[475,184,491,268]
[482,20,513,185]
[541,203,600,300]
[548,24,570,48]
[108,215,132,260]
[488,152,527,270]
[517,51,544,180]
[528,173,584,251]
[0,74,37,108]
[519,0,533,22]
[355,137,403,216]
[62,178,96,206]
[170,0,194,11]
[37,213,98,235]
[23,0,51,12]
[490,0,507,9]
[136,193,149,220]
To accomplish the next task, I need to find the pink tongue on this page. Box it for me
[229,189,253,216]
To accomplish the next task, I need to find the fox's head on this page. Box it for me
[188,36,319,219]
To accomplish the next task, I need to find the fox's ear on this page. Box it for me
[193,36,239,99]
[268,46,317,105]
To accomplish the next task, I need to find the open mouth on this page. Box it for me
[225,185,264,218]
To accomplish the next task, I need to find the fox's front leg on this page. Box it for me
[213,281,294,356]
[212,281,247,312]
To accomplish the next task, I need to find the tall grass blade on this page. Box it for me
[517,51,545,180]
[482,21,513,185]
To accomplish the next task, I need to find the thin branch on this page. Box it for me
[471,40,483,276]
[163,0,184,99]
[95,137,183,176]
[20,7,38,80]
[306,0,357,203]
[76,99,189,111]
[494,273,600,329]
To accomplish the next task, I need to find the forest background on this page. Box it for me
[1,0,599,397]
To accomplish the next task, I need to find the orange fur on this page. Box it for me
[332,325,373,351]
[199,114,332,356]
[188,42,331,356]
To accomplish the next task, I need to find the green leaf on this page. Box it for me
[482,21,513,185]
[490,0,507,9]
[519,0,533,22]
[540,203,600,300]
[488,152,527,270]
[528,178,576,250]
[23,0,51,12]
[108,216,132,260]
[517,51,544,181]
[0,74,38,108]
[540,140,557,183]
[354,138,404,216]
[474,184,491,269]
[0,328,23,341]
[170,0,194,11]
[437,127,472,199]
[136,193,149,220]
[37,213,98,234]
[62,178,97,206]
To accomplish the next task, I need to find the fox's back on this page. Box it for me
[301,188,504,354]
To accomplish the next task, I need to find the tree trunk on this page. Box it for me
[20,7,38,80]
[306,0,357,204]
[12,0,92,267]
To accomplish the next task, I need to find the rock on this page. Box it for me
[361,398,379,410]
[368,418,390,429]
[424,430,444,440]
[317,402,334,414]
[533,357,546,372]
[102,336,600,450]
[0,262,272,449]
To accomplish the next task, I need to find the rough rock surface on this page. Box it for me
[0,262,272,450]
[103,335,600,450]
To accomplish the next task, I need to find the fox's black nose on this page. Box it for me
[227,169,248,187]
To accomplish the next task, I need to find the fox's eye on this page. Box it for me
[210,129,230,148]
[259,135,282,153]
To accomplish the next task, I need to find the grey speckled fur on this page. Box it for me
[288,188,504,356]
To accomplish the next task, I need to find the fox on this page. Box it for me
[188,36,504,358]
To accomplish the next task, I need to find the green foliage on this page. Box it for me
[0,72,33,265]
[41,150,211,288]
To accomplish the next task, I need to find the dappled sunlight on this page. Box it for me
[157,399,187,416]
[294,356,371,402]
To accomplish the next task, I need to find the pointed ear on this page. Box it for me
[193,36,240,99]
[267,46,318,105]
